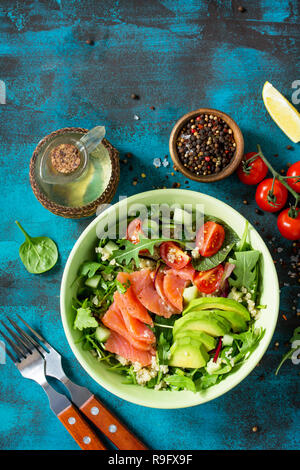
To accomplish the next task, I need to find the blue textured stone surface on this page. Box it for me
[0,0,299,450]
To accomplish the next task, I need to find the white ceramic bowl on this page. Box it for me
[60,189,279,409]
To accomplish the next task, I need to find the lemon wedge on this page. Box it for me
[262,81,300,143]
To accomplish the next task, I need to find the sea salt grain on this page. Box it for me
[153,158,161,168]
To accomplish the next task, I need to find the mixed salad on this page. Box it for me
[72,207,265,392]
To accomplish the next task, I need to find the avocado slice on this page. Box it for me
[173,311,231,337]
[183,297,250,321]
[175,330,216,351]
[212,310,247,333]
[169,337,209,368]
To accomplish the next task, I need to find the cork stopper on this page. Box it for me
[39,126,106,185]
[50,143,81,174]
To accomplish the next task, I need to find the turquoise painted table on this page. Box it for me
[0,0,299,450]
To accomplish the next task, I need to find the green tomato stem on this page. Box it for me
[256,145,299,208]
[15,220,32,243]
[288,205,299,219]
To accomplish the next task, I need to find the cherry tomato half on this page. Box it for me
[277,208,300,241]
[160,241,191,269]
[196,221,225,257]
[286,161,300,194]
[193,264,224,294]
[126,218,144,244]
[237,152,268,185]
[255,178,288,213]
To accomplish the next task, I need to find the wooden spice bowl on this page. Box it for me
[30,127,120,219]
[169,108,244,182]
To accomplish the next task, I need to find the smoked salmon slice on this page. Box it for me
[163,270,187,312]
[130,269,176,318]
[102,303,153,351]
[154,271,181,315]
[105,330,154,367]
[116,272,153,326]
[114,291,155,344]
[166,264,195,282]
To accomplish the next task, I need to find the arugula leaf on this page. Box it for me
[232,326,265,364]
[275,327,300,375]
[74,303,98,331]
[116,279,130,294]
[209,364,232,375]
[236,220,251,252]
[192,218,239,271]
[195,373,219,390]
[229,250,260,291]
[154,315,176,343]
[165,374,196,392]
[111,237,181,267]
[153,316,175,366]
[195,326,265,390]
[250,263,260,301]
[157,332,171,365]
[80,261,102,278]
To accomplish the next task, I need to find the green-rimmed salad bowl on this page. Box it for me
[60,189,279,409]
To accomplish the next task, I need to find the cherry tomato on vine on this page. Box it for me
[277,208,300,240]
[286,161,300,194]
[255,178,288,213]
[195,221,225,257]
[237,152,268,185]
[194,264,224,294]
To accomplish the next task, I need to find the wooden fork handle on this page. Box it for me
[80,395,148,450]
[57,403,107,450]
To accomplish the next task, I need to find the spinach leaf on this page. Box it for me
[229,250,260,291]
[74,301,99,331]
[192,217,239,271]
[16,221,58,274]
[165,374,196,392]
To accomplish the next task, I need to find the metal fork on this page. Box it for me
[1,314,147,450]
[0,316,107,450]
